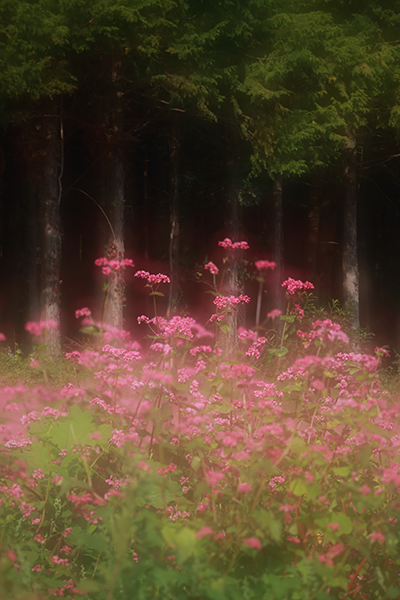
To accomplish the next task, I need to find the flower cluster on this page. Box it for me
[281,277,314,295]
[255,260,276,271]
[218,238,249,250]
[213,295,250,310]
[25,320,59,336]
[95,257,134,276]
[134,270,170,284]
[204,262,219,275]
[75,307,91,319]
[297,319,349,347]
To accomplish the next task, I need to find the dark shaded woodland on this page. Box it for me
[1,0,400,351]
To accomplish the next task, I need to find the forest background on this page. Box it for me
[2,0,400,354]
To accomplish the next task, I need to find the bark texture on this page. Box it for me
[167,114,181,317]
[104,63,125,331]
[343,131,360,331]
[40,104,62,354]
[272,174,283,311]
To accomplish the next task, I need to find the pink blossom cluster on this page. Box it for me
[297,319,349,347]
[95,256,134,276]
[204,262,219,275]
[25,320,59,336]
[134,270,170,284]
[318,543,345,567]
[242,537,262,551]
[190,345,213,356]
[75,307,91,319]
[246,336,267,359]
[138,314,197,339]
[255,260,276,271]
[102,344,141,362]
[238,327,256,341]
[281,277,314,295]
[220,362,256,380]
[213,294,251,310]
[218,238,249,250]
[267,309,282,319]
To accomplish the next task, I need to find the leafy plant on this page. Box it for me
[1,242,400,599]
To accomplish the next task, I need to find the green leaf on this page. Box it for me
[289,478,308,496]
[333,466,352,477]
[79,325,102,336]
[191,456,201,471]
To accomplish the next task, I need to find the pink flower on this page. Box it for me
[196,526,214,540]
[134,270,170,284]
[238,483,253,493]
[327,523,340,531]
[370,531,385,543]
[32,469,44,480]
[281,277,314,295]
[25,320,59,336]
[75,307,91,319]
[267,309,282,319]
[34,534,46,544]
[205,262,219,275]
[360,484,370,496]
[157,463,177,476]
[218,238,249,250]
[255,260,276,271]
[213,294,251,310]
[95,257,134,274]
[0,332,6,341]
[31,564,42,572]
[52,555,69,566]
[243,537,262,551]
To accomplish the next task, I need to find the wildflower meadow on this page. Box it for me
[1,239,400,600]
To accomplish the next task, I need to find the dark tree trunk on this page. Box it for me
[272,174,283,310]
[222,132,243,358]
[342,130,360,331]
[307,176,323,291]
[40,103,62,354]
[167,113,181,318]
[104,62,125,331]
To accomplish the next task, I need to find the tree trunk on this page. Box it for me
[222,132,243,358]
[40,102,62,354]
[272,174,283,311]
[342,130,360,331]
[104,62,125,331]
[307,176,323,292]
[167,113,181,317]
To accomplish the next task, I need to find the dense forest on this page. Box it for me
[1,0,400,353]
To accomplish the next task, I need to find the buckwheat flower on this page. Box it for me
[62,528,72,538]
[52,555,69,566]
[205,262,219,275]
[370,531,385,543]
[255,260,276,271]
[327,523,340,531]
[196,526,214,540]
[281,277,314,295]
[0,333,6,341]
[32,469,44,480]
[134,270,170,284]
[34,534,46,544]
[218,238,249,250]
[238,482,253,493]
[267,309,282,319]
[75,307,91,319]
[31,564,42,572]
[243,537,262,551]
[25,320,59,336]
